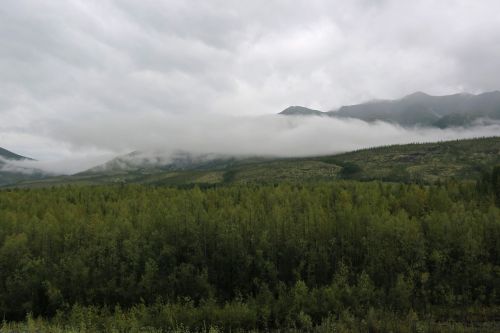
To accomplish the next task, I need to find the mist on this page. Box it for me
[5,114,500,175]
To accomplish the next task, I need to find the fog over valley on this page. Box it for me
[2,112,500,175]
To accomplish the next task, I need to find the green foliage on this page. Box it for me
[335,161,362,178]
[0,180,499,330]
[478,165,500,206]
[493,166,500,206]
[323,137,500,183]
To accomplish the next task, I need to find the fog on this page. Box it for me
[4,114,500,175]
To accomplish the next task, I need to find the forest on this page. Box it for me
[0,167,499,332]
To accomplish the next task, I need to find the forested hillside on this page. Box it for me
[318,136,500,182]
[1,171,500,331]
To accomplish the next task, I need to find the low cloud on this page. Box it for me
[4,154,115,175]
[4,114,499,175]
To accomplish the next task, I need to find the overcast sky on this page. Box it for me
[1,0,500,167]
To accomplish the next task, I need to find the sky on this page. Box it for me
[1,0,500,172]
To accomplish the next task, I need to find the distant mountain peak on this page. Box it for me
[0,147,33,161]
[279,106,324,116]
[402,91,431,100]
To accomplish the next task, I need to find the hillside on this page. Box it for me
[0,147,31,161]
[316,136,500,182]
[0,147,44,186]
[10,136,500,187]
[279,91,500,128]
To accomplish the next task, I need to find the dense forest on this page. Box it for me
[1,168,500,332]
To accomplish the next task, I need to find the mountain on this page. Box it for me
[0,147,44,186]
[279,106,324,116]
[9,136,500,188]
[279,91,500,127]
[81,151,267,175]
[0,147,32,161]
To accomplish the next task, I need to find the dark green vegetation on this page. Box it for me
[1,173,500,331]
[12,137,500,188]
[321,136,500,183]
[280,91,500,128]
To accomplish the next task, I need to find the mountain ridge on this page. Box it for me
[0,147,32,161]
[279,91,500,127]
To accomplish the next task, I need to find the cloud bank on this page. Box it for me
[5,114,500,174]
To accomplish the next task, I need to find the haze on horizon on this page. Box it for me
[1,0,500,172]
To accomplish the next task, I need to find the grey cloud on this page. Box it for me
[5,153,114,175]
[13,114,498,174]
[1,0,500,164]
